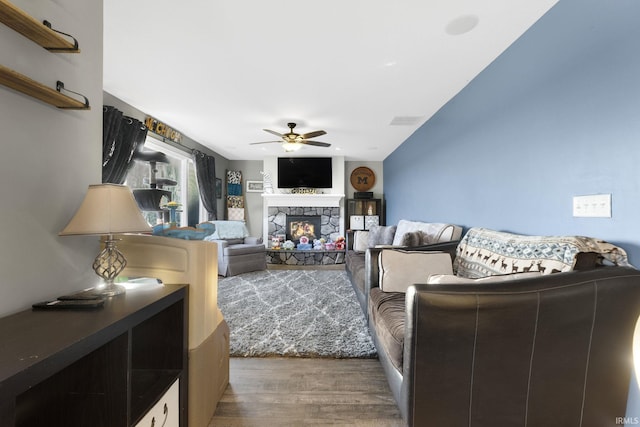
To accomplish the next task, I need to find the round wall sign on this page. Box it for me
[350,167,376,191]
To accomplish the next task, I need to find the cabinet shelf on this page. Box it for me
[0,64,89,110]
[0,285,187,427]
[0,0,79,52]
[131,369,182,424]
[347,198,385,230]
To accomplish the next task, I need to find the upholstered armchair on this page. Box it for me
[204,221,267,277]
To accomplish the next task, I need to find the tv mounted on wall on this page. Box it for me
[277,157,333,189]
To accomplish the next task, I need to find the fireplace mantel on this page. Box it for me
[262,193,344,208]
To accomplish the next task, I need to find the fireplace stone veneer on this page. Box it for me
[269,207,341,243]
[262,194,345,265]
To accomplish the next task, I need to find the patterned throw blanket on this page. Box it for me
[453,227,630,279]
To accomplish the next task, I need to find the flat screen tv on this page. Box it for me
[277,157,332,189]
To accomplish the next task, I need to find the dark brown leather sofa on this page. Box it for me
[345,231,459,318]
[368,266,640,426]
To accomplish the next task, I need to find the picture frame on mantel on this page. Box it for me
[246,180,264,193]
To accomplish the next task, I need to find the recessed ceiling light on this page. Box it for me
[445,14,479,36]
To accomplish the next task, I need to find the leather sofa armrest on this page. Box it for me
[365,247,384,292]
[409,240,460,255]
[401,266,640,427]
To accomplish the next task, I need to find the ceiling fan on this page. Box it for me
[251,122,330,152]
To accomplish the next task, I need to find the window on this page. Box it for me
[125,137,203,227]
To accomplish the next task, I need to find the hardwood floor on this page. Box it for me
[209,357,405,426]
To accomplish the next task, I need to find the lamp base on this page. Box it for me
[93,235,128,297]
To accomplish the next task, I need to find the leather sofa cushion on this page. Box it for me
[345,251,366,295]
[369,288,406,373]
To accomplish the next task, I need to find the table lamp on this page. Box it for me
[59,183,152,296]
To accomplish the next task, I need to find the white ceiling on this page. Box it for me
[103,0,558,161]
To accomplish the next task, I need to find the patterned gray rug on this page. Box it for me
[218,269,377,358]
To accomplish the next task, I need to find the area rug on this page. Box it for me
[217,269,377,358]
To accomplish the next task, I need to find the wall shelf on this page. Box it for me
[0,64,90,110]
[0,0,79,52]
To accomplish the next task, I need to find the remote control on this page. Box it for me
[32,299,105,310]
[58,289,103,300]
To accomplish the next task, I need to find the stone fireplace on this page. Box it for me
[268,207,340,244]
[262,193,345,247]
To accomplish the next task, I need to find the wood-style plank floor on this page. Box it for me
[209,357,405,426]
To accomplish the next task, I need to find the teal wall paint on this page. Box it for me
[384,0,640,264]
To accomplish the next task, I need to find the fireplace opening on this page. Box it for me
[286,215,322,244]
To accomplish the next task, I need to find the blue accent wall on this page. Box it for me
[384,0,640,264]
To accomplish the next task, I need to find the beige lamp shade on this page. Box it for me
[59,183,152,236]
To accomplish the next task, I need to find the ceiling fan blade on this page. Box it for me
[300,130,326,139]
[250,141,282,145]
[263,129,284,138]
[301,140,331,147]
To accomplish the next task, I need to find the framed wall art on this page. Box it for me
[246,180,264,193]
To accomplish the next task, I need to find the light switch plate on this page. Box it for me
[572,194,611,218]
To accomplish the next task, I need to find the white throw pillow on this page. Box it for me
[427,272,542,285]
[378,250,453,293]
[353,231,370,252]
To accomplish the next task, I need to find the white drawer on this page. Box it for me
[134,378,180,427]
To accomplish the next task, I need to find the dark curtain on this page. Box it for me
[192,150,217,220]
[102,106,148,184]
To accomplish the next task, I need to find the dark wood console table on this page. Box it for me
[0,284,188,427]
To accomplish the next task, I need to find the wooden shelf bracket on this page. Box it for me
[0,0,80,52]
[0,64,90,110]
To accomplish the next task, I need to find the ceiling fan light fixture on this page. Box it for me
[283,142,303,152]
[251,122,330,151]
